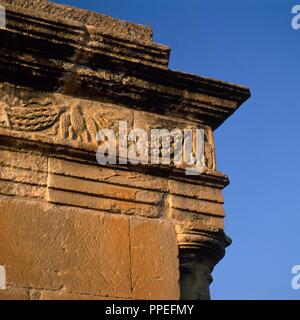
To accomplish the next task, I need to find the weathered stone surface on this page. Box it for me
[47,188,161,218]
[48,173,163,205]
[0,149,48,172]
[0,0,250,301]
[0,0,170,76]
[49,157,168,191]
[0,165,47,186]
[180,253,214,300]
[170,195,224,216]
[0,0,154,44]
[37,290,124,300]
[0,195,183,299]
[169,179,224,203]
[0,196,132,298]
[171,210,224,231]
[0,5,250,130]
[0,179,46,199]
[0,287,29,300]
[131,218,180,299]
[0,88,134,150]
[47,157,167,218]
[0,149,47,199]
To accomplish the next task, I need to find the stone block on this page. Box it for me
[170,195,224,216]
[169,179,224,203]
[49,157,168,191]
[37,290,124,300]
[130,218,180,299]
[0,287,29,300]
[0,196,132,298]
[47,189,161,218]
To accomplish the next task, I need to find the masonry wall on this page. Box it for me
[0,184,180,300]
[0,0,250,300]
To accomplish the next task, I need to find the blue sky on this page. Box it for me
[54,0,300,300]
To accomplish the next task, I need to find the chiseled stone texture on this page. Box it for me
[34,290,125,300]
[47,157,167,218]
[0,197,132,298]
[0,196,180,300]
[131,218,180,300]
[0,0,154,44]
[0,287,30,300]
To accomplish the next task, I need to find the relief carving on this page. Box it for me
[204,129,216,171]
[0,89,216,172]
[0,97,111,143]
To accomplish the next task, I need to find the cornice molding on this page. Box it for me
[0,132,229,189]
[0,3,251,130]
[0,0,154,44]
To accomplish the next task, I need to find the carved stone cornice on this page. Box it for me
[0,0,154,45]
[0,1,250,130]
[0,1,251,300]
[0,132,229,190]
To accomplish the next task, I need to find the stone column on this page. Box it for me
[0,0,250,300]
